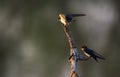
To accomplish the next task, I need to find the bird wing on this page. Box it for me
[92,51,106,60]
[70,14,86,17]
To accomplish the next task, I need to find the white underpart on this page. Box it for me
[59,14,67,25]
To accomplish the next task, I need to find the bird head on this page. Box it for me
[81,45,87,51]
[58,14,67,26]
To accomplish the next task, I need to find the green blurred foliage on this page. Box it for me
[0,0,120,77]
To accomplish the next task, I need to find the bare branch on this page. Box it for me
[58,13,88,77]
[62,24,89,77]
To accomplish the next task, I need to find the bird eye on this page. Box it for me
[58,16,61,20]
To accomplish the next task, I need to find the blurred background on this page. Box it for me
[0,0,120,77]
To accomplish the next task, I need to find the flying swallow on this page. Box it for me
[81,45,105,62]
[58,14,86,26]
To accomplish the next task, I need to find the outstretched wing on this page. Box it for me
[70,14,86,17]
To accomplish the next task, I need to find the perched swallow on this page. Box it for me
[81,45,105,62]
[58,14,86,26]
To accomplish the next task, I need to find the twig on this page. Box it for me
[58,13,105,77]
[62,25,89,77]
[58,13,89,77]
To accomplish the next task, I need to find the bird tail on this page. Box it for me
[93,56,105,62]
[93,51,106,60]
[93,53,105,62]
[97,55,106,60]
[93,57,98,62]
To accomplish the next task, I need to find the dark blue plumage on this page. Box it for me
[58,14,86,25]
[65,14,86,23]
[81,46,105,62]
[65,15,72,22]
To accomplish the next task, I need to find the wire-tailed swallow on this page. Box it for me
[58,14,86,26]
[81,45,105,62]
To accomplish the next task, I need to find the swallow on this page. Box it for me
[58,14,86,26]
[81,45,105,62]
